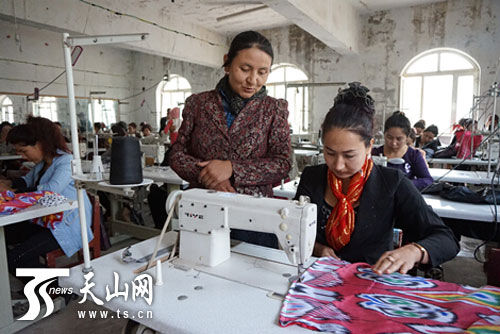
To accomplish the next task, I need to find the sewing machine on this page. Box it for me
[166,189,317,268]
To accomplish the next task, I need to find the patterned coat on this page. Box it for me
[169,90,291,196]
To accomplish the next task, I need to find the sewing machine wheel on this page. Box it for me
[122,320,157,334]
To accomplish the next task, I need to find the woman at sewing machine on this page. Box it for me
[169,31,291,247]
[295,83,459,275]
[0,116,93,272]
[371,111,433,190]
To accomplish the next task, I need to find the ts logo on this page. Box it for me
[16,268,70,321]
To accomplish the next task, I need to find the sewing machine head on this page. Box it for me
[167,189,317,267]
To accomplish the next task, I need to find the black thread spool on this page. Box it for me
[110,137,143,185]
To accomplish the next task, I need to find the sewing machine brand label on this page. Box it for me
[184,212,204,219]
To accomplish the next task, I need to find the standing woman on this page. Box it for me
[372,111,433,190]
[169,31,291,247]
[295,83,458,274]
[169,31,291,196]
[1,117,93,272]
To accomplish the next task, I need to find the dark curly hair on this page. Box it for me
[7,116,70,157]
[384,111,412,136]
[321,82,375,146]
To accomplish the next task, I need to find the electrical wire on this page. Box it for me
[473,162,499,263]
[78,0,223,47]
[120,79,164,101]
[419,123,500,194]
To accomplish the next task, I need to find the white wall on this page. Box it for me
[262,0,500,135]
[1,0,499,135]
[126,52,222,129]
[0,19,134,123]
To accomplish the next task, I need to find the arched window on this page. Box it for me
[156,74,192,127]
[267,64,309,134]
[33,96,58,121]
[400,48,480,134]
[0,96,14,123]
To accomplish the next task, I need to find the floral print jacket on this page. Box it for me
[169,90,291,196]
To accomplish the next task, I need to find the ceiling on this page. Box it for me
[160,0,446,35]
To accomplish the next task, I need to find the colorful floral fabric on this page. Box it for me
[280,257,500,333]
[0,190,65,229]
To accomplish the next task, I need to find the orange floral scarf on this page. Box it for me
[325,157,373,251]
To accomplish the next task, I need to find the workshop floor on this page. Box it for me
[13,237,494,334]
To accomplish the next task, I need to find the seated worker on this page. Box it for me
[0,116,93,272]
[413,120,426,137]
[128,122,142,138]
[140,123,157,144]
[169,31,291,247]
[484,114,499,132]
[165,107,182,145]
[415,124,441,158]
[295,82,459,275]
[372,111,433,190]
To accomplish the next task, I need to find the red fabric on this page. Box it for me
[164,119,173,134]
[280,257,500,333]
[0,190,64,229]
[454,130,483,159]
[326,157,373,250]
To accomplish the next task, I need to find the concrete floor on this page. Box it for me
[12,237,495,334]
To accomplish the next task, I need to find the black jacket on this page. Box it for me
[295,164,459,265]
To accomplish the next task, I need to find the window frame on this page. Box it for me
[0,96,14,123]
[399,48,480,133]
[156,74,192,128]
[266,63,309,134]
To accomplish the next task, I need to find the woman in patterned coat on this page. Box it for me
[169,31,291,247]
[169,31,291,197]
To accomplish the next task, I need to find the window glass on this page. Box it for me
[406,54,438,74]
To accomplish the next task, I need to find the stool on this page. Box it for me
[45,194,102,268]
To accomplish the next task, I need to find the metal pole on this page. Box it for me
[63,33,92,272]
[491,84,499,177]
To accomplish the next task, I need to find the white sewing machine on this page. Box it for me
[166,188,317,268]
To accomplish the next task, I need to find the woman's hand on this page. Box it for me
[197,160,233,189]
[372,244,423,275]
[314,242,340,259]
[0,183,12,192]
[213,179,236,193]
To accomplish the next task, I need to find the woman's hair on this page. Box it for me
[408,128,417,141]
[223,31,273,67]
[111,123,127,137]
[384,111,412,136]
[424,125,439,136]
[7,116,69,157]
[141,123,153,132]
[321,82,375,146]
[413,120,426,129]
[128,122,137,129]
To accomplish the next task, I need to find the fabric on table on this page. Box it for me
[280,257,500,333]
[0,190,65,229]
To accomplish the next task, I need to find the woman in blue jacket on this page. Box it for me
[2,116,93,272]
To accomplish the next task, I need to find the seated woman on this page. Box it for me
[372,111,433,190]
[0,116,93,272]
[295,83,459,275]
